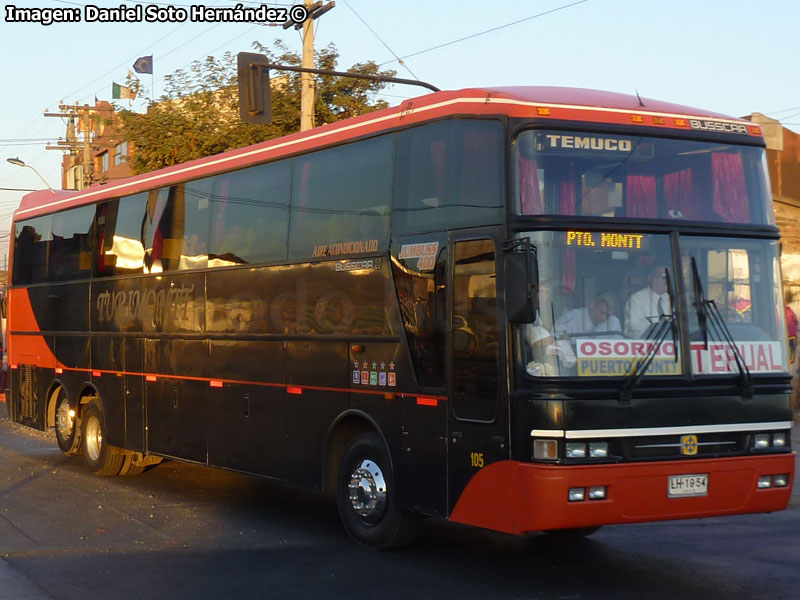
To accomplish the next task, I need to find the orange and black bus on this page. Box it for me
[6,86,795,548]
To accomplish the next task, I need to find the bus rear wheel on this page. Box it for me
[54,390,82,456]
[81,399,124,476]
[336,432,419,550]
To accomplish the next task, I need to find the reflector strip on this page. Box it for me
[146,375,157,382]
[92,371,101,377]
[55,368,63,374]
[287,386,303,395]
[416,396,438,407]
[209,380,223,388]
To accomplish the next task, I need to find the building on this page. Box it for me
[745,113,800,411]
[59,101,134,190]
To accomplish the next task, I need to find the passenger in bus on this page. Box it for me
[524,281,576,376]
[554,291,621,337]
[624,264,672,339]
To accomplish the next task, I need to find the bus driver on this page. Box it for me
[624,264,672,339]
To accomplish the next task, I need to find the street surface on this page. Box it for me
[1,401,798,600]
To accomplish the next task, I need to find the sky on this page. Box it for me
[1,0,799,261]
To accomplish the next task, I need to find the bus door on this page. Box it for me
[447,235,506,511]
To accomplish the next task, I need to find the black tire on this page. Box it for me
[118,454,146,476]
[54,389,82,456]
[81,399,124,476]
[336,432,420,549]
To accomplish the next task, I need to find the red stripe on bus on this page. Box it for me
[5,362,443,402]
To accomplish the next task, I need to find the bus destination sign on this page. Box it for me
[536,133,633,154]
[566,230,644,249]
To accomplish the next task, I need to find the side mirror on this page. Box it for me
[505,251,537,323]
[0,296,6,320]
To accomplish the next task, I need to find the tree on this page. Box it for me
[118,41,397,174]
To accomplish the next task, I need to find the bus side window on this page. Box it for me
[13,215,52,285]
[288,135,393,259]
[207,160,291,266]
[393,243,447,388]
[142,185,210,273]
[394,119,504,235]
[48,204,95,281]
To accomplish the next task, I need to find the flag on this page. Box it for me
[133,55,153,74]
[112,82,136,100]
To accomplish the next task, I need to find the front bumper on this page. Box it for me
[449,452,795,534]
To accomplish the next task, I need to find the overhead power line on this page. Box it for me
[379,0,590,66]
[342,0,419,80]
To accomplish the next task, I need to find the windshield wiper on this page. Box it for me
[619,268,677,403]
[690,257,752,398]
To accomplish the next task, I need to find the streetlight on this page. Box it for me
[6,157,53,190]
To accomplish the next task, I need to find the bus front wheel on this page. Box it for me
[336,432,419,549]
[54,390,82,456]
[81,399,124,476]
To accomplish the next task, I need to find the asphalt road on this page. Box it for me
[1,403,798,600]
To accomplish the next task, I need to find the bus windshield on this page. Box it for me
[514,130,773,225]
[516,231,786,379]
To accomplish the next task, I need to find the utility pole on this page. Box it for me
[44,103,98,190]
[284,1,335,132]
[300,0,315,132]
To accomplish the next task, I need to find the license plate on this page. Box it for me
[668,474,708,498]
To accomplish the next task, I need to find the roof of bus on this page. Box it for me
[14,86,759,221]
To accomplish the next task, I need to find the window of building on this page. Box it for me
[114,141,128,166]
[99,152,109,173]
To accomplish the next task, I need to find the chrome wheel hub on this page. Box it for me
[55,399,73,439]
[348,459,387,524]
[84,415,103,462]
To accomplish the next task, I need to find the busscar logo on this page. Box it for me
[688,120,749,135]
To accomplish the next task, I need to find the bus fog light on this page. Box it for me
[566,442,586,458]
[757,475,773,489]
[773,474,790,488]
[588,486,607,500]
[753,434,770,449]
[589,442,608,458]
[533,439,558,460]
[772,433,787,448]
[568,487,586,502]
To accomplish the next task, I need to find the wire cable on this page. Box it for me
[342,0,418,80]
[378,0,590,66]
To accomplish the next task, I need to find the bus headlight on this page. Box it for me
[566,442,586,458]
[589,442,609,458]
[771,433,787,448]
[753,434,771,449]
